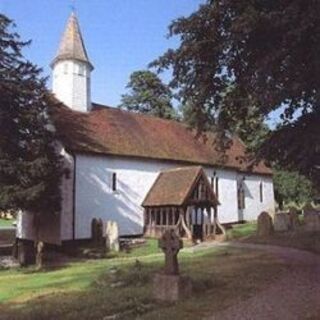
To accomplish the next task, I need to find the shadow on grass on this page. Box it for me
[0,247,287,320]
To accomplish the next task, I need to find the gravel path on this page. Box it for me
[201,242,320,320]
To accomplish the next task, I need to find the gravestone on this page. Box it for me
[17,239,35,266]
[153,230,192,302]
[105,221,119,252]
[274,212,290,232]
[91,218,104,246]
[257,211,274,237]
[304,209,320,232]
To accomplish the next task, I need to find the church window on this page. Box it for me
[112,172,117,191]
[259,181,263,203]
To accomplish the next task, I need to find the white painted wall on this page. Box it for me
[240,174,275,221]
[52,59,91,112]
[73,154,275,239]
[17,152,275,242]
[74,155,176,238]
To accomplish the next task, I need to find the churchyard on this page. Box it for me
[1,207,320,319]
[0,242,286,320]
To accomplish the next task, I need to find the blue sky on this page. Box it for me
[1,0,203,107]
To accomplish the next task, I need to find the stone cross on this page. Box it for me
[159,230,183,275]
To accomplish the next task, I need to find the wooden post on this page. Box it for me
[179,208,192,240]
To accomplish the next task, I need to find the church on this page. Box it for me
[17,13,275,245]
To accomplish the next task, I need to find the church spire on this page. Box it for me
[51,12,93,112]
[51,12,93,70]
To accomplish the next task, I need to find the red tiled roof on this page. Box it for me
[50,101,272,175]
[142,166,218,207]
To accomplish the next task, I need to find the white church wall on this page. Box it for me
[203,167,239,223]
[242,174,275,221]
[16,150,275,241]
[73,154,274,239]
[16,210,35,240]
[74,155,177,238]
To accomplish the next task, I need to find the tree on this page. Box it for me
[0,14,63,267]
[119,70,176,119]
[273,168,313,210]
[152,0,320,188]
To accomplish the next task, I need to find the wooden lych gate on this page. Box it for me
[142,166,226,241]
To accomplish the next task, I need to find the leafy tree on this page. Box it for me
[273,168,313,209]
[0,14,63,266]
[119,70,176,119]
[152,0,320,188]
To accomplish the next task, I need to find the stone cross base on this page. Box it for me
[153,273,192,302]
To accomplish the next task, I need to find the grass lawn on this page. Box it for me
[0,241,286,320]
[0,219,14,228]
[227,221,257,240]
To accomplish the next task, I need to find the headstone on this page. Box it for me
[257,211,273,237]
[274,212,290,232]
[17,240,35,266]
[288,208,300,230]
[304,209,320,231]
[91,218,104,246]
[105,221,119,252]
[153,230,192,302]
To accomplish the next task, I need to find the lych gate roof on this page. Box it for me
[51,12,93,69]
[50,101,272,175]
[142,166,218,207]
